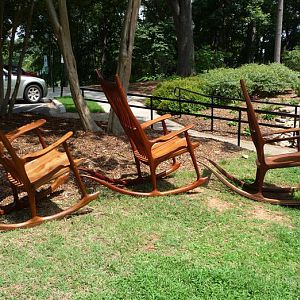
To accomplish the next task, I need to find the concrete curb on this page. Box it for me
[51,99,66,113]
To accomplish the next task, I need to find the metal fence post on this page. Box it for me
[150,96,154,129]
[294,106,298,128]
[237,110,242,146]
[179,88,182,117]
[210,95,214,131]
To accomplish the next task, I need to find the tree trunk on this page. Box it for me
[9,1,35,115]
[0,1,4,112]
[0,5,21,116]
[167,0,195,77]
[107,0,141,135]
[274,0,284,63]
[240,20,256,64]
[46,0,101,132]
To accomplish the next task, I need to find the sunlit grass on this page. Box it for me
[1,151,299,299]
[56,96,104,113]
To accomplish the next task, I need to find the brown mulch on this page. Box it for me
[0,113,242,216]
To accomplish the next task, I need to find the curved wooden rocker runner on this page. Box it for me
[80,70,208,196]
[0,119,99,230]
[200,80,300,205]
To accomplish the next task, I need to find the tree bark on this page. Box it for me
[0,1,4,112]
[167,0,195,77]
[9,1,35,115]
[240,20,256,64]
[107,0,141,135]
[0,4,21,116]
[46,0,101,132]
[274,0,284,63]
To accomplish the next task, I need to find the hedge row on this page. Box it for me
[149,63,299,113]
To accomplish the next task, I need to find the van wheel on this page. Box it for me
[24,84,42,103]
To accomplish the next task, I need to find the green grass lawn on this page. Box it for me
[1,152,300,299]
[57,96,104,113]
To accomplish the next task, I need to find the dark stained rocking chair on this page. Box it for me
[0,119,99,230]
[80,70,208,196]
[203,79,300,205]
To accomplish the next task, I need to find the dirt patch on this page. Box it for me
[143,233,159,252]
[247,205,294,227]
[205,197,234,212]
[129,80,159,95]
[87,80,159,96]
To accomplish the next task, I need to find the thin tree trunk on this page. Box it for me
[240,21,256,64]
[0,5,21,116]
[46,0,101,132]
[117,0,141,90]
[107,0,141,135]
[167,0,194,77]
[9,1,35,115]
[0,1,4,113]
[274,0,284,63]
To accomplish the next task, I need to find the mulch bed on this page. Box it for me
[0,113,242,216]
[128,80,299,141]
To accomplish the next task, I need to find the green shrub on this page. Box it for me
[194,46,226,73]
[203,63,299,99]
[239,63,299,95]
[282,47,300,72]
[295,82,300,96]
[148,76,207,113]
[149,63,299,112]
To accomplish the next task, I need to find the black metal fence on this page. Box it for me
[80,86,300,147]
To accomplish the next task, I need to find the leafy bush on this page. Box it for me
[194,46,226,73]
[295,82,300,96]
[239,63,299,95]
[283,47,300,72]
[148,76,207,113]
[149,63,299,112]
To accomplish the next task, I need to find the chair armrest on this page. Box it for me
[22,131,73,161]
[6,119,47,141]
[262,127,300,137]
[141,114,172,129]
[150,125,193,144]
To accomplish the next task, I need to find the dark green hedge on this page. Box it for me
[149,63,299,112]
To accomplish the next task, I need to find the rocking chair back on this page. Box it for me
[96,70,150,161]
[0,132,26,187]
[240,79,265,164]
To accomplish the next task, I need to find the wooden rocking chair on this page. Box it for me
[80,71,208,196]
[0,119,99,230]
[202,79,300,205]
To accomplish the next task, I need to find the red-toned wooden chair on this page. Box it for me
[0,119,99,230]
[204,79,300,205]
[81,70,208,196]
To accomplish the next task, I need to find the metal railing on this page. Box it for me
[80,86,300,147]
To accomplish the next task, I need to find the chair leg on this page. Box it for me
[28,188,37,218]
[134,156,143,179]
[253,166,267,195]
[63,142,88,198]
[185,132,201,179]
[149,163,159,195]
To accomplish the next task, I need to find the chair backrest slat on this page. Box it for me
[96,70,151,160]
[0,130,29,185]
[240,80,265,164]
